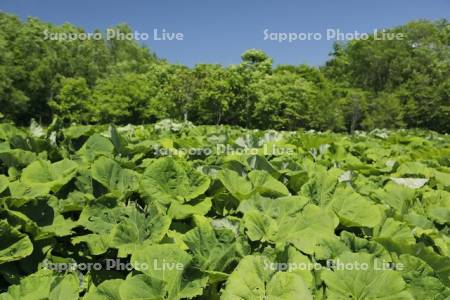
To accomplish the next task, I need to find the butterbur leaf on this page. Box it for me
[0,175,9,194]
[238,194,309,217]
[300,168,342,207]
[0,220,33,264]
[395,162,432,178]
[110,210,171,257]
[240,196,339,256]
[321,252,413,300]
[75,203,170,256]
[140,157,210,205]
[391,177,428,189]
[248,170,290,197]
[218,169,289,201]
[71,234,110,256]
[40,214,77,238]
[340,231,390,260]
[376,238,450,285]
[17,159,78,196]
[168,198,212,220]
[221,255,312,300]
[0,148,37,169]
[84,279,123,300]
[279,204,339,256]
[243,210,278,242]
[0,269,79,300]
[372,182,416,214]
[77,133,114,161]
[433,170,450,188]
[183,222,248,275]
[394,255,450,300]
[119,275,165,300]
[109,125,128,156]
[246,155,279,176]
[373,218,416,245]
[130,244,207,299]
[217,169,253,201]
[91,156,139,194]
[266,272,312,300]
[330,187,384,228]
[422,190,450,225]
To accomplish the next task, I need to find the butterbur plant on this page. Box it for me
[0,122,449,299]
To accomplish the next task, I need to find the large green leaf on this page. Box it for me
[140,157,210,205]
[0,269,79,300]
[74,202,170,256]
[330,187,384,228]
[84,279,124,300]
[372,182,416,214]
[422,190,450,225]
[239,195,339,256]
[183,222,249,277]
[130,244,207,300]
[0,220,33,264]
[248,170,290,197]
[0,175,9,194]
[217,169,253,201]
[91,156,139,194]
[13,159,78,197]
[119,275,165,300]
[300,168,342,206]
[321,252,413,300]
[221,255,313,300]
[77,133,114,161]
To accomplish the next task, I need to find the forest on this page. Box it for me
[0,13,448,132]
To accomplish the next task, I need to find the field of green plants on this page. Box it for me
[0,120,449,299]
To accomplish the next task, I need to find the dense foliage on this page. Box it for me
[0,120,449,299]
[0,13,449,132]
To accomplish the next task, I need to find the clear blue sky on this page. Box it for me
[1,0,449,66]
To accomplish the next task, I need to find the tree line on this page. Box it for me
[0,12,448,132]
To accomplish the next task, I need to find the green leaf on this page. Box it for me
[0,269,79,300]
[330,187,384,228]
[0,175,9,194]
[321,252,413,300]
[422,190,450,225]
[77,133,114,162]
[373,218,416,245]
[300,168,342,206]
[119,275,165,300]
[221,255,312,300]
[394,254,450,300]
[0,220,33,264]
[168,198,212,220]
[0,148,37,169]
[140,157,210,205]
[391,177,428,189]
[248,170,290,197]
[183,222,248,276]
[17,159,78,197]
[130,244,207,299]
[372,182,416,214]
[75,203,170,256]
[91,156,139,194]
[217,169,253,201]
[375,238,450,286]
[239,196,339,256]
[84,279,123,300]
[109,125,128,156]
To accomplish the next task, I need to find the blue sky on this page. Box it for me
[1,0,449,66]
